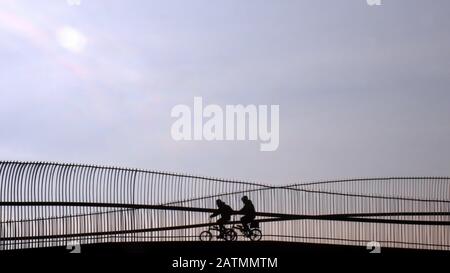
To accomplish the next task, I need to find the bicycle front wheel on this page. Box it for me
[225,229,238,241]
[249,229,262,241]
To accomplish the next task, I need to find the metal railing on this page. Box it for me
[1,161,449,251]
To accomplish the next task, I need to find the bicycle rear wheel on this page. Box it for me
[199,231,213,241]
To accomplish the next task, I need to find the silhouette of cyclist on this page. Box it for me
[238,196,256,233]
[210,199,233,239]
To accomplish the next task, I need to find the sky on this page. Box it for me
[0,0,449,185]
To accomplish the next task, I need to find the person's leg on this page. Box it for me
[241,216,250,232]
[217,218,225,237]
[248,216,257,231]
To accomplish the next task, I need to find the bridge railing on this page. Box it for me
[1,161,449,251]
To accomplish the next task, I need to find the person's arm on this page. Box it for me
[210,210,219,218]
[239,204,248,214]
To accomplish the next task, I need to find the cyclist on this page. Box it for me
[238,196,256,234]
[210,199,233,239]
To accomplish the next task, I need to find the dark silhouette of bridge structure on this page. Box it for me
[0,161,449,251]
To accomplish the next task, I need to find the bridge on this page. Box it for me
[0,161,449,252]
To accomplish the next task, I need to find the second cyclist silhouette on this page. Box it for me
[238,196,256,234]
[210,199,233,239]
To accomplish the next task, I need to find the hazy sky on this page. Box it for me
[0,0,449,185]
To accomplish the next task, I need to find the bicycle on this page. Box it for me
[232,222,262,241]
[199,220,237,241]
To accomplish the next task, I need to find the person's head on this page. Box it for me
[216,199,223,206]
[241,196,249,203]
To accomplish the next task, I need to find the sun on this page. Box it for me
[57,26,87,53]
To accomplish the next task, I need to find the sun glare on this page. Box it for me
[57,26,87,53]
